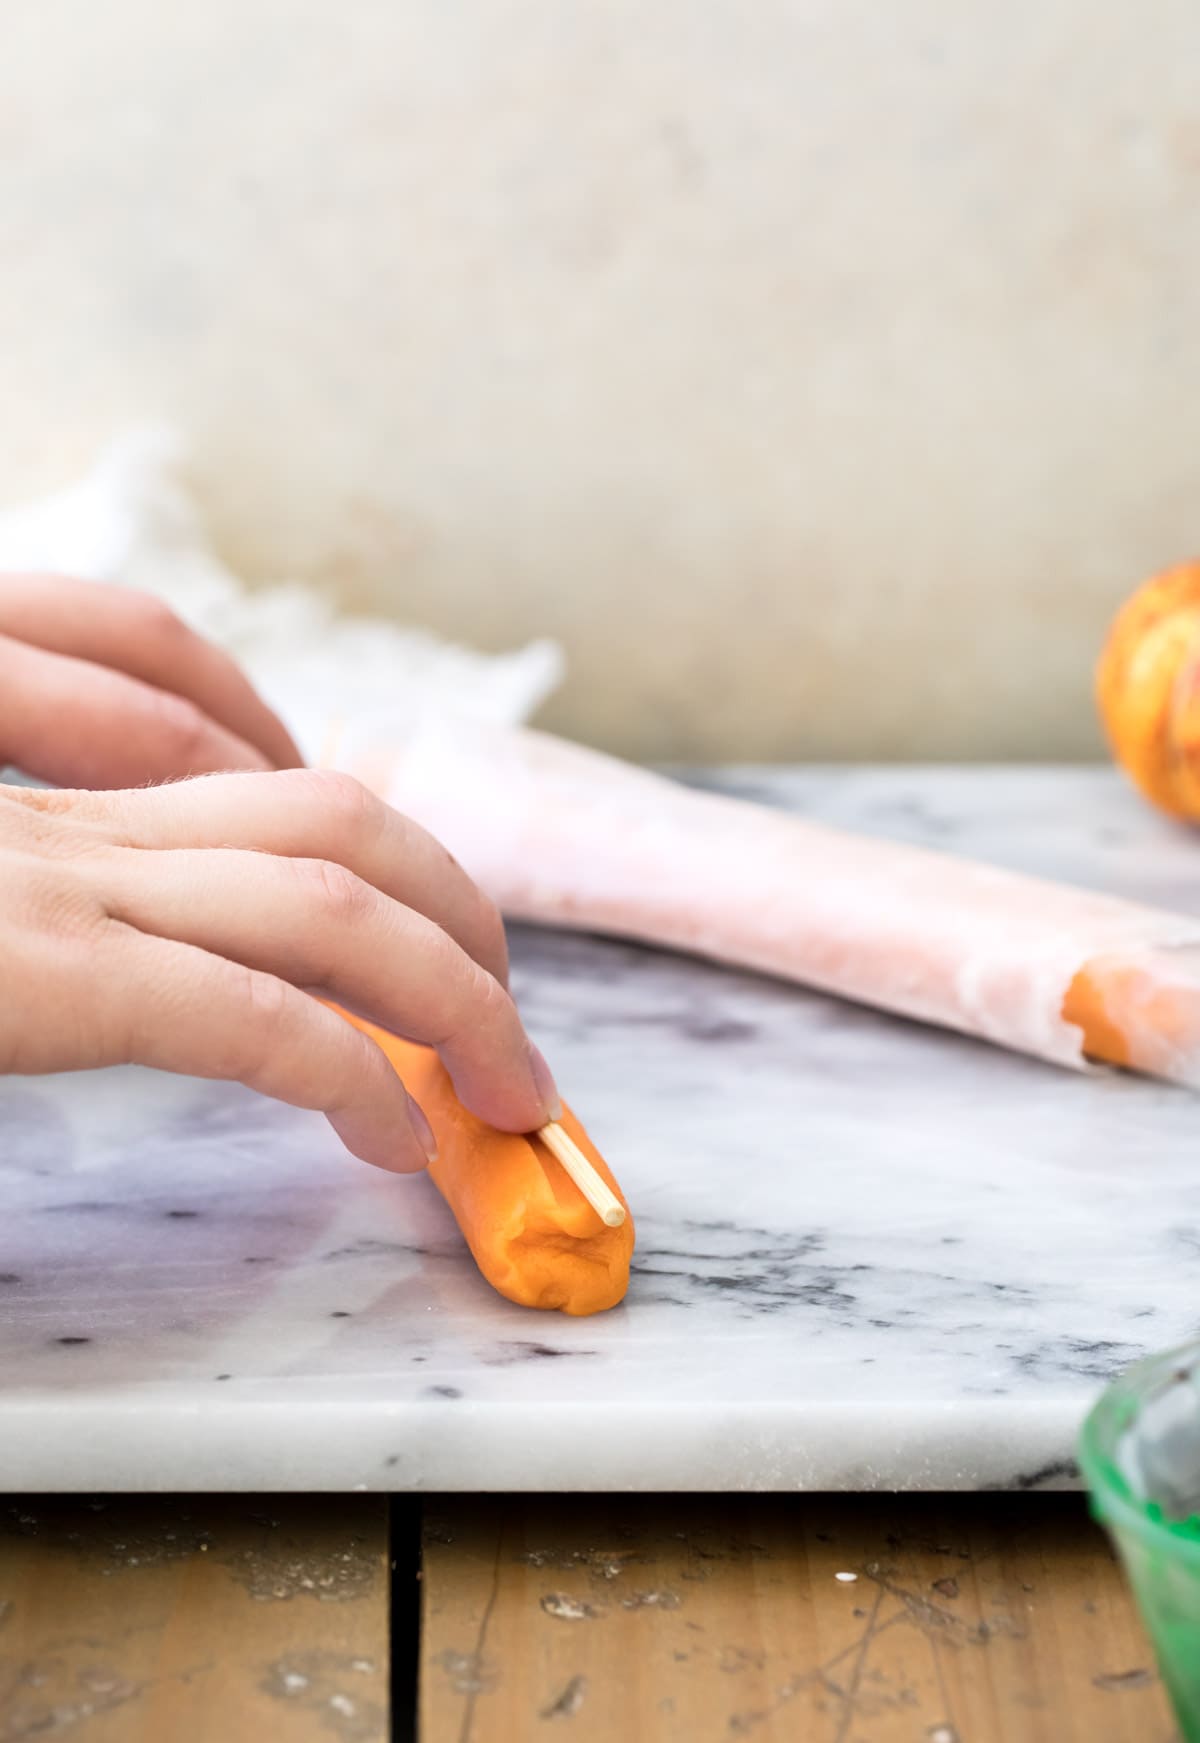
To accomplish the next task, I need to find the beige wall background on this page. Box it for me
[1,1,1197,761]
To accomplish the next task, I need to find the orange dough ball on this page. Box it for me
[1097,561,1200,820]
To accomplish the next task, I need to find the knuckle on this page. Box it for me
[444,944,513,1034]
[0,805,111,985]
[219,967,292,1082]
[303,857,374,925]
[119,587,189,645]
[283,768,383,843]
[146,689,217,768]
[0,783,77,823]
[241,966,291,1030]
[0,789,115,863]
[16,862,105,938]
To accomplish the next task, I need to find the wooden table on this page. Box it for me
[0,1494,1178,1741]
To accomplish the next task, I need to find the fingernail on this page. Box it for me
[528,1043,563,1123]
[407,1098,439,1165]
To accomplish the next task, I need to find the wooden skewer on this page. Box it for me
[537,1121,626,1228]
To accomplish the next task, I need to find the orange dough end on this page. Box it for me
[1062,965,1132,1067]
[1096,561,1200,820]
[1063,957,1199,1074]
[347,1016,634,1315]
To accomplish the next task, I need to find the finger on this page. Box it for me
[100,844,557,1132]
[93,923,438,1172]
[0,636,275,788]
[59,766,510,987]
[0,574,301,769]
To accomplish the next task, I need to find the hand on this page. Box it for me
[0,772,562,1171]
[0,572,302,785]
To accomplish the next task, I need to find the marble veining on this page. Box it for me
[1,767,1198,1491]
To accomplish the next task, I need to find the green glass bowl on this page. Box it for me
[1080,1341,1200,1739]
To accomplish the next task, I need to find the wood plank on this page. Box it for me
[419,1495,1179,1743]
[0,1495,389,1742]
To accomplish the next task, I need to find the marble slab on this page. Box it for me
[2,766,1199,1493]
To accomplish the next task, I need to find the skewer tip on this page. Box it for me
[537,1120,626,1229]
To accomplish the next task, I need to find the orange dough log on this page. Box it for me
[345,1015,634,1315]
[340,720,1200,1092]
